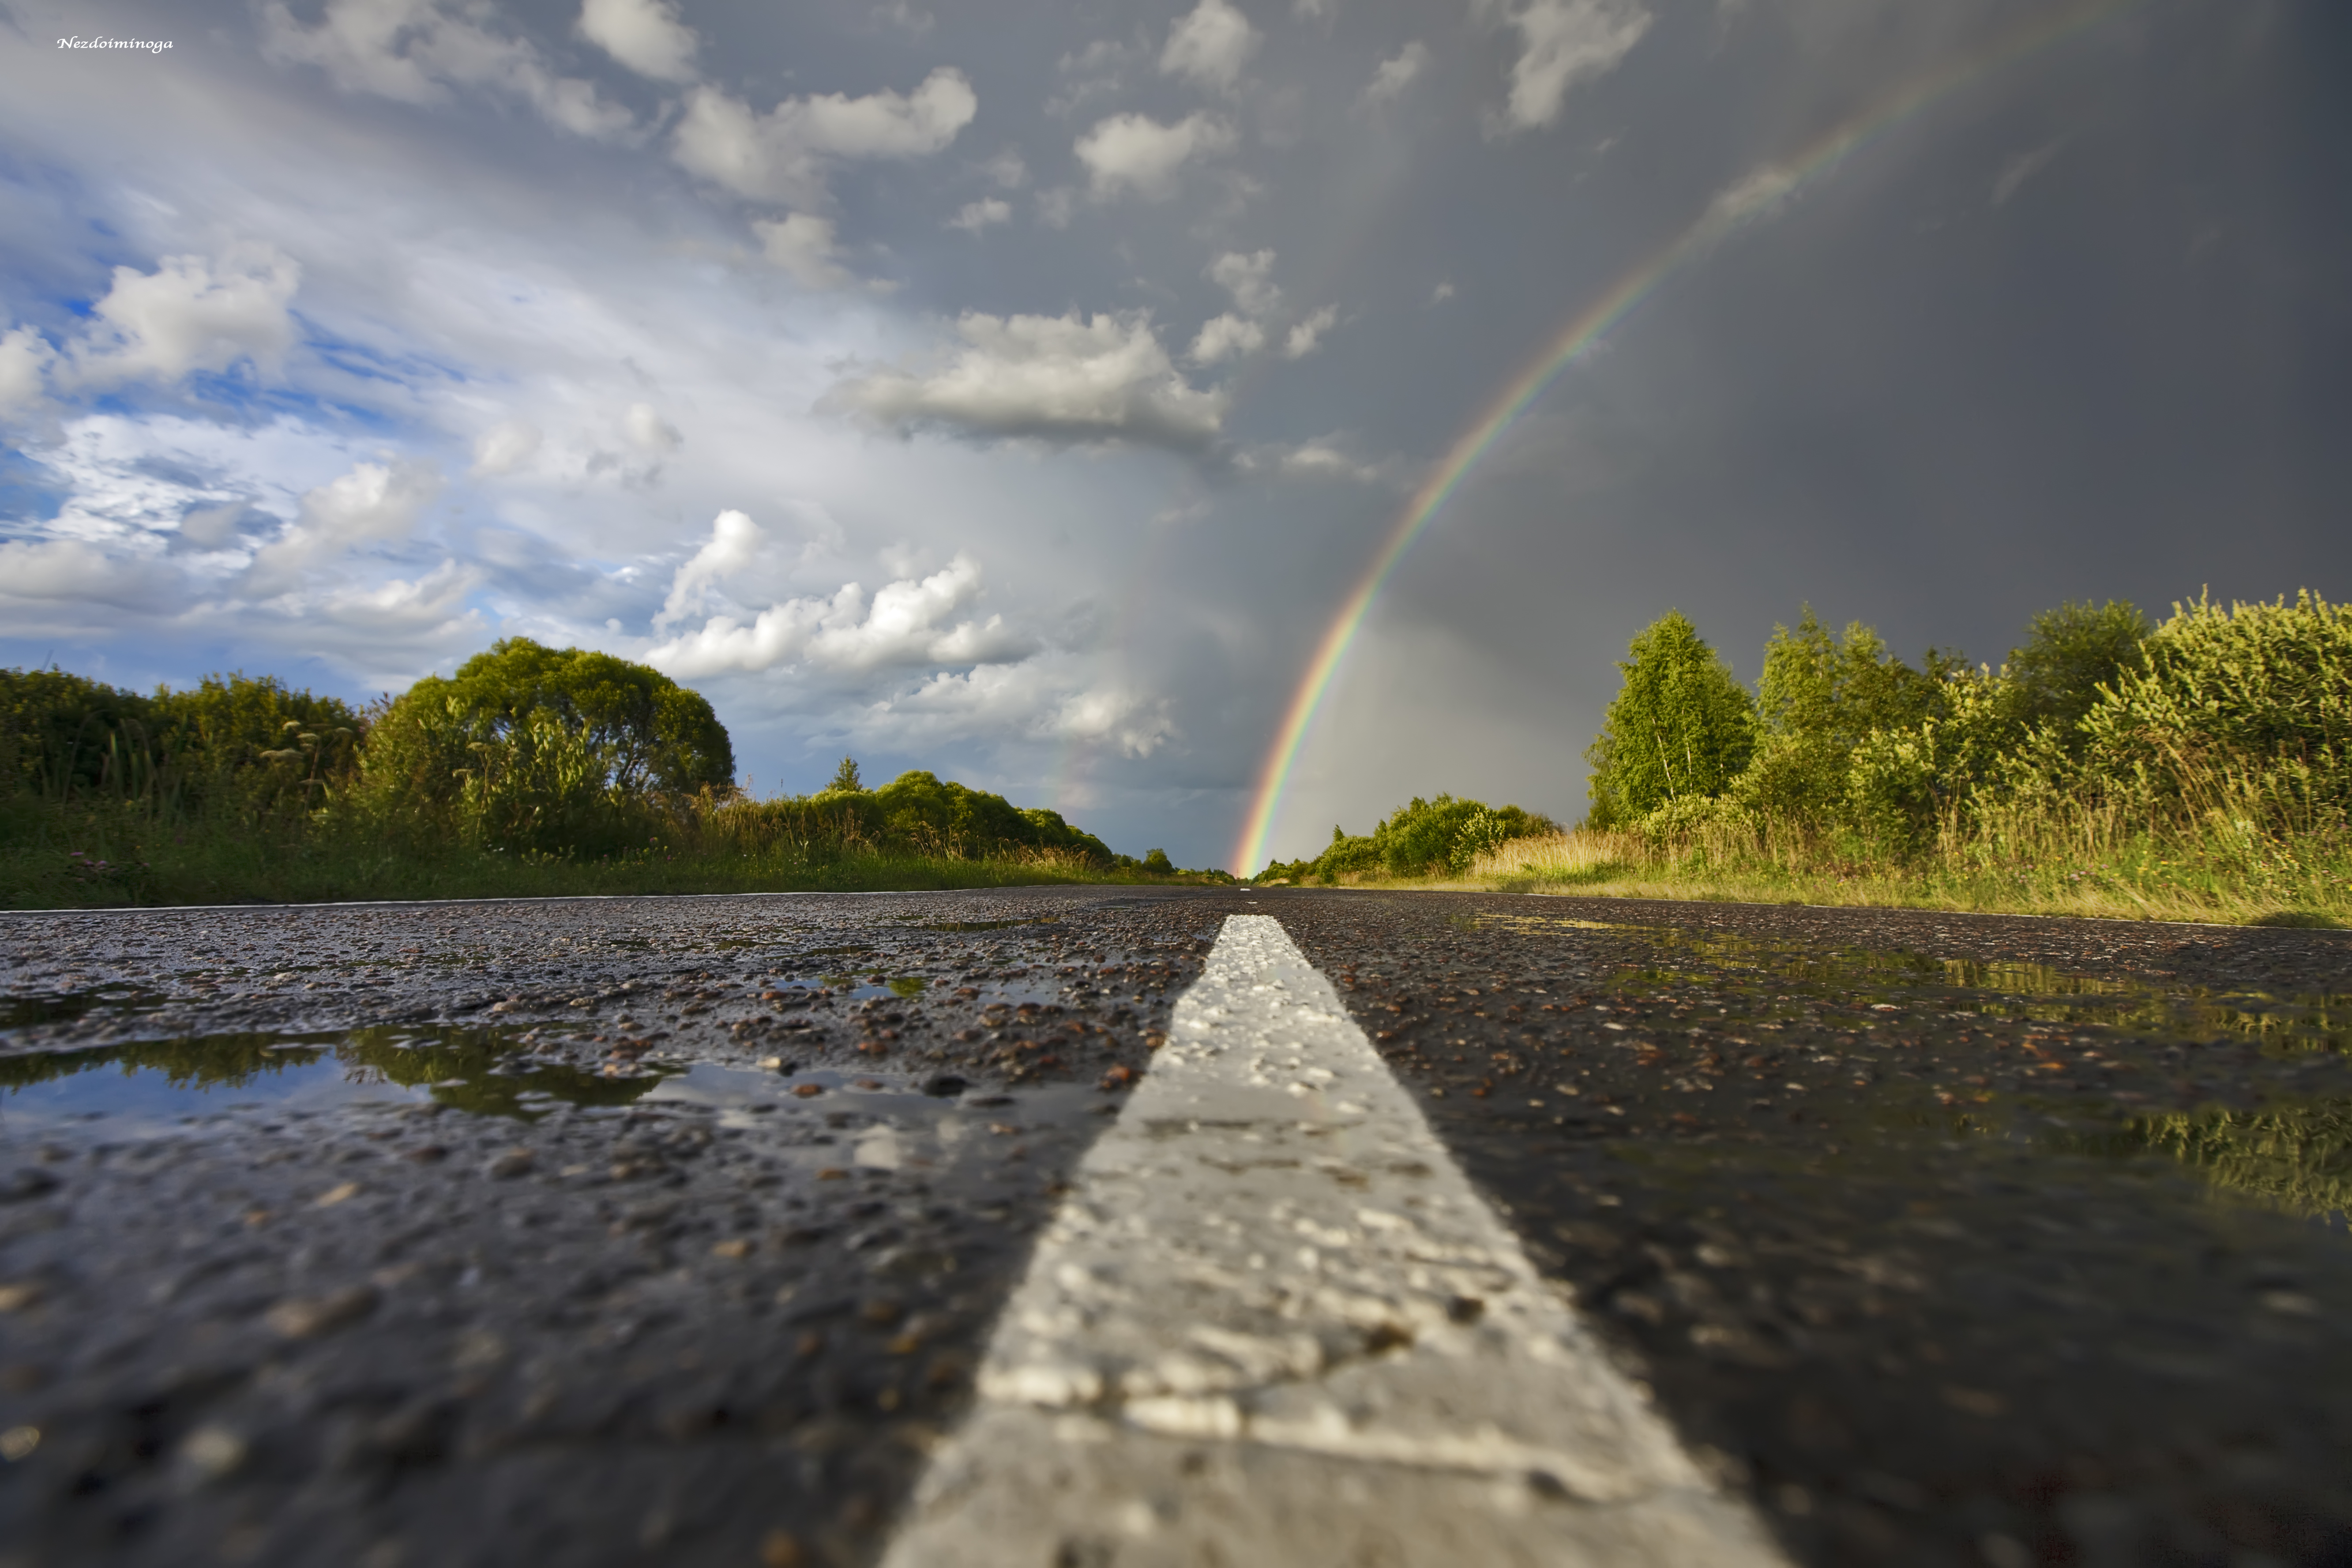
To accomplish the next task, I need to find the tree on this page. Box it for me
[349,639,733,853]
[1999,599,2150,741]
[1143,848,1174,874]
[1584,612,1755,827]
[828,756,864,793]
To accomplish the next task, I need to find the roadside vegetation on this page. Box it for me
[1261,590,2352,928]
[0,639,1226,908]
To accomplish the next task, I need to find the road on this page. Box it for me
[2,888,2348,1567]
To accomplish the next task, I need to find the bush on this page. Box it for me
[342,639,732,855]
[2073,591,2352,806]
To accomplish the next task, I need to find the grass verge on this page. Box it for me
[0,801,1208,909]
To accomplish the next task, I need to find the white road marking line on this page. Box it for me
[883,914,1792,1566]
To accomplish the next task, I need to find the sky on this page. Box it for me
[1,0,2345,871]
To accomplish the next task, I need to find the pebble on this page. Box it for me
[265,1285,380,1340]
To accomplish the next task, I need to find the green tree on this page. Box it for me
[828,756,864,793]
[1584,611,1756,828]
[1142,848,1174,874]
[348,639,732,854]
[1738,607,1957,830]
[2000,599,2151,742]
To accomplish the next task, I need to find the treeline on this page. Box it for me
[1254,589,2352,922]
[1585,592,2349,855]
[1259,792,1559,884]
[1535,589,2351,920]
[1,639,1150,906]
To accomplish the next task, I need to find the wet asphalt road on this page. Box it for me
[4,888,2351,1567]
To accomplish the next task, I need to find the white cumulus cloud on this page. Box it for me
[674,69,977,206]
[877,662,1175,758]
[63,244,302,390]
[262,0,633,139]
[1364,40,1429,103]
[246,456,442,594]
[1189,312,1265,365]
[470,420,542,477]
[827,310,1228,451]
[754,213,855,288]
[578,0,698,83]
[648,549,1033,677]
[1283,304,1338,358]
[1496,0,1650,132]
[1161,0,1261,93]
[655,508,762,630]
[1209,248,1281,316]
[1075,112,1236,201]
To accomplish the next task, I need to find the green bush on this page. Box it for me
[343,639,731,855]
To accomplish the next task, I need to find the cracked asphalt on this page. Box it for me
[4,887,2351,1567]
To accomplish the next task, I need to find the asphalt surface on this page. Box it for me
[4,887,2351,1567]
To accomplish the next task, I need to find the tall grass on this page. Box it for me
[1459,752,2352,925]
[0,790,1178,909]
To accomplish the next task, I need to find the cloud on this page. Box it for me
[1992,139,2065,207]
[655,507,762,629]
[0,538,180,612]
[1363,41,1429,104]
[754,213,855,288]
[1160,0,1261,94]
[261,0,633,139]
[62,244,302,390]
[578,0,698,83]
[1209,248,1281,316]
[0,327,55,415]
[1189,312,1265,365]
[1695,162,1800,242]
[1282,304,1338,358]
[647,550,1035,677]
[1234,437,1387,483]
[875,0,936,38]
[827,311,1228,451]
[1495,0,1651,132]
[673,69,978,205]
[981,148,1030,188]
[948,198,1013,233]
[624,402,681,455]
[881,664,1176,757]
[245,456,442,594]
[1075,112,1236,201]
[470,420,542,477]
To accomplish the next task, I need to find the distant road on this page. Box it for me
[4,889,2347,1565]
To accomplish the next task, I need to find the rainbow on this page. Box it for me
[1230,0,2143,875]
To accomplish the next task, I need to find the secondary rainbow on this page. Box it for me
[1230,0,2143,875]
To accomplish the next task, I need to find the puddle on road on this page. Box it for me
[0,1025,677,1132]
[1480,910,2352,1054]
[1464,911,2352,1225]
[0,1027,1116,1171]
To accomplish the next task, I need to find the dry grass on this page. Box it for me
[1436,808,2352,926]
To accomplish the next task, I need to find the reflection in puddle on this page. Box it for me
[0,1025,675,1130]
[1473,910,2352,1226]
[819,973,931,1000]
[1480,910,2352,1054]
[0,986,169,1030]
